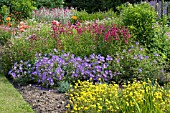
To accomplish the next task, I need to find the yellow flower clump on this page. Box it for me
[66,79,170,113]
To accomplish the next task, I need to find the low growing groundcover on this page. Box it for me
[0,74,34,113]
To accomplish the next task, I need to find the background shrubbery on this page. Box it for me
[0,0,36,21]
[34,0,64,9]
[64,0,142,13]
[118,2,170,64]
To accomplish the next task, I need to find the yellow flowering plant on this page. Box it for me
[66,79,170,113]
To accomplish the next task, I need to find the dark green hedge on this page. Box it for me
[64,0,142,13]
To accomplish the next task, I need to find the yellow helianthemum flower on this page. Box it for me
[6,17,11,21]
[71,16,77,20]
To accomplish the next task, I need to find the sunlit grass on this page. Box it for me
[0,74,34,113]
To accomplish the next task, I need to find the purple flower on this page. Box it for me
[102,63,108,69]
[138,54,143,60]
[97,55,105,62]
[27,64,31,67]
[90,54,95,59]
[134,55,137,59]
[106,55,113,61]
[84,57,90,62]
[32,71,37,75]
[138,68,142,72]
[11,73,16,78]
[72,71,78,77]
[55,67,62,74]
[42,72,47,82]
[89,73,94,78]
[136,42,139,45]
[161,69,164,73]
[145,56,149,59]
[95,66,102,72]
[105,70,109,75]
[8,69,13,75]
[154,53,159,57]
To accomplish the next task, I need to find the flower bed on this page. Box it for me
[0,1,170,113]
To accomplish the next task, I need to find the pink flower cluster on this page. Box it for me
[51,21,131,44]
[105,25,130,44]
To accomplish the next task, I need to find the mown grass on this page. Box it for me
[0,74,34,113]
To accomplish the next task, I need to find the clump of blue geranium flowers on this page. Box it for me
[8,42,168,87]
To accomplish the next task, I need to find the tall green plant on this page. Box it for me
[0,0,36,20]
[118,2,170,61]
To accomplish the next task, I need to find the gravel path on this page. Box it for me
[13,83,68,113]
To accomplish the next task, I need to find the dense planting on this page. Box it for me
[0,1,170,113]
[8,42,168,87]
[67,80,170,113]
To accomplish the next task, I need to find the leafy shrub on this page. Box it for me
[34,0,64,9]
[0,0,36,21]
[110,42,168,84]
[119,2,157,46]
[0,27,12,45]
[73,9,117,22]
[67,80,170,113]
[0,5,10,24]
[119,2,170,60]
[11,0,36,19]
[65,0,141,13]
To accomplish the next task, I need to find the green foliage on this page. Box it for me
[119,2,157,46]
[60,30,96,57]
[67,0,122,13]
[54,22,131,58]
[65,0,143,13]
[0,0,36,21]
[0,0,11,9]
[74,9,117,22]
[109,43,168,84]
[57,81,71,93]
[0,5,10,23]
[0,28,11,45]
[11,0,36,19]
[119,2,170,61]
[35,0,65,9]
[0,22,58,74]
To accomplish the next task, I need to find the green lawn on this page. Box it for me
[0,74,34,113]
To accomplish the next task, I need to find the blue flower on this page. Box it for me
[145,56,149,59]
[138,68,142,72]
[154,53,159,57]
[106,55,113,61]
[11,73,16,78]
[136,42,139,45]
